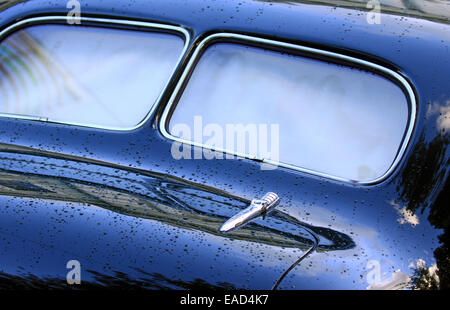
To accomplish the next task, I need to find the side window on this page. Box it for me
[0,22,185,129]
[165,40,414,183]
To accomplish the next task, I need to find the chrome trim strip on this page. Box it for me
[159,33,417,185]
[0,15,191,131]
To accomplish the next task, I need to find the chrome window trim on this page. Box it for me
[159,33,417,185]
[0,15,191,131]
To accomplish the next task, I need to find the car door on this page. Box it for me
[0,1,448,290]
[0,14,324,290]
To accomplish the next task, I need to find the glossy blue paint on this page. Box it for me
[0,0,448,289]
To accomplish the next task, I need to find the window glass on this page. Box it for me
[168,43,410,182]
[0,24,184,129]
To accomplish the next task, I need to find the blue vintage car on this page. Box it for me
[0,0,448,290]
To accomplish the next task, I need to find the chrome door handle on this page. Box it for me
[219,192,280,233]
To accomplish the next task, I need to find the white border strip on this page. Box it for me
[0,15,191,131]
[159,33,417,185]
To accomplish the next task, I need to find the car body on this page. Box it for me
[0,0,448,290]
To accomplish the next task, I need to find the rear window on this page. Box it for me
[165,41,413,183]
[0,22,185,129]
